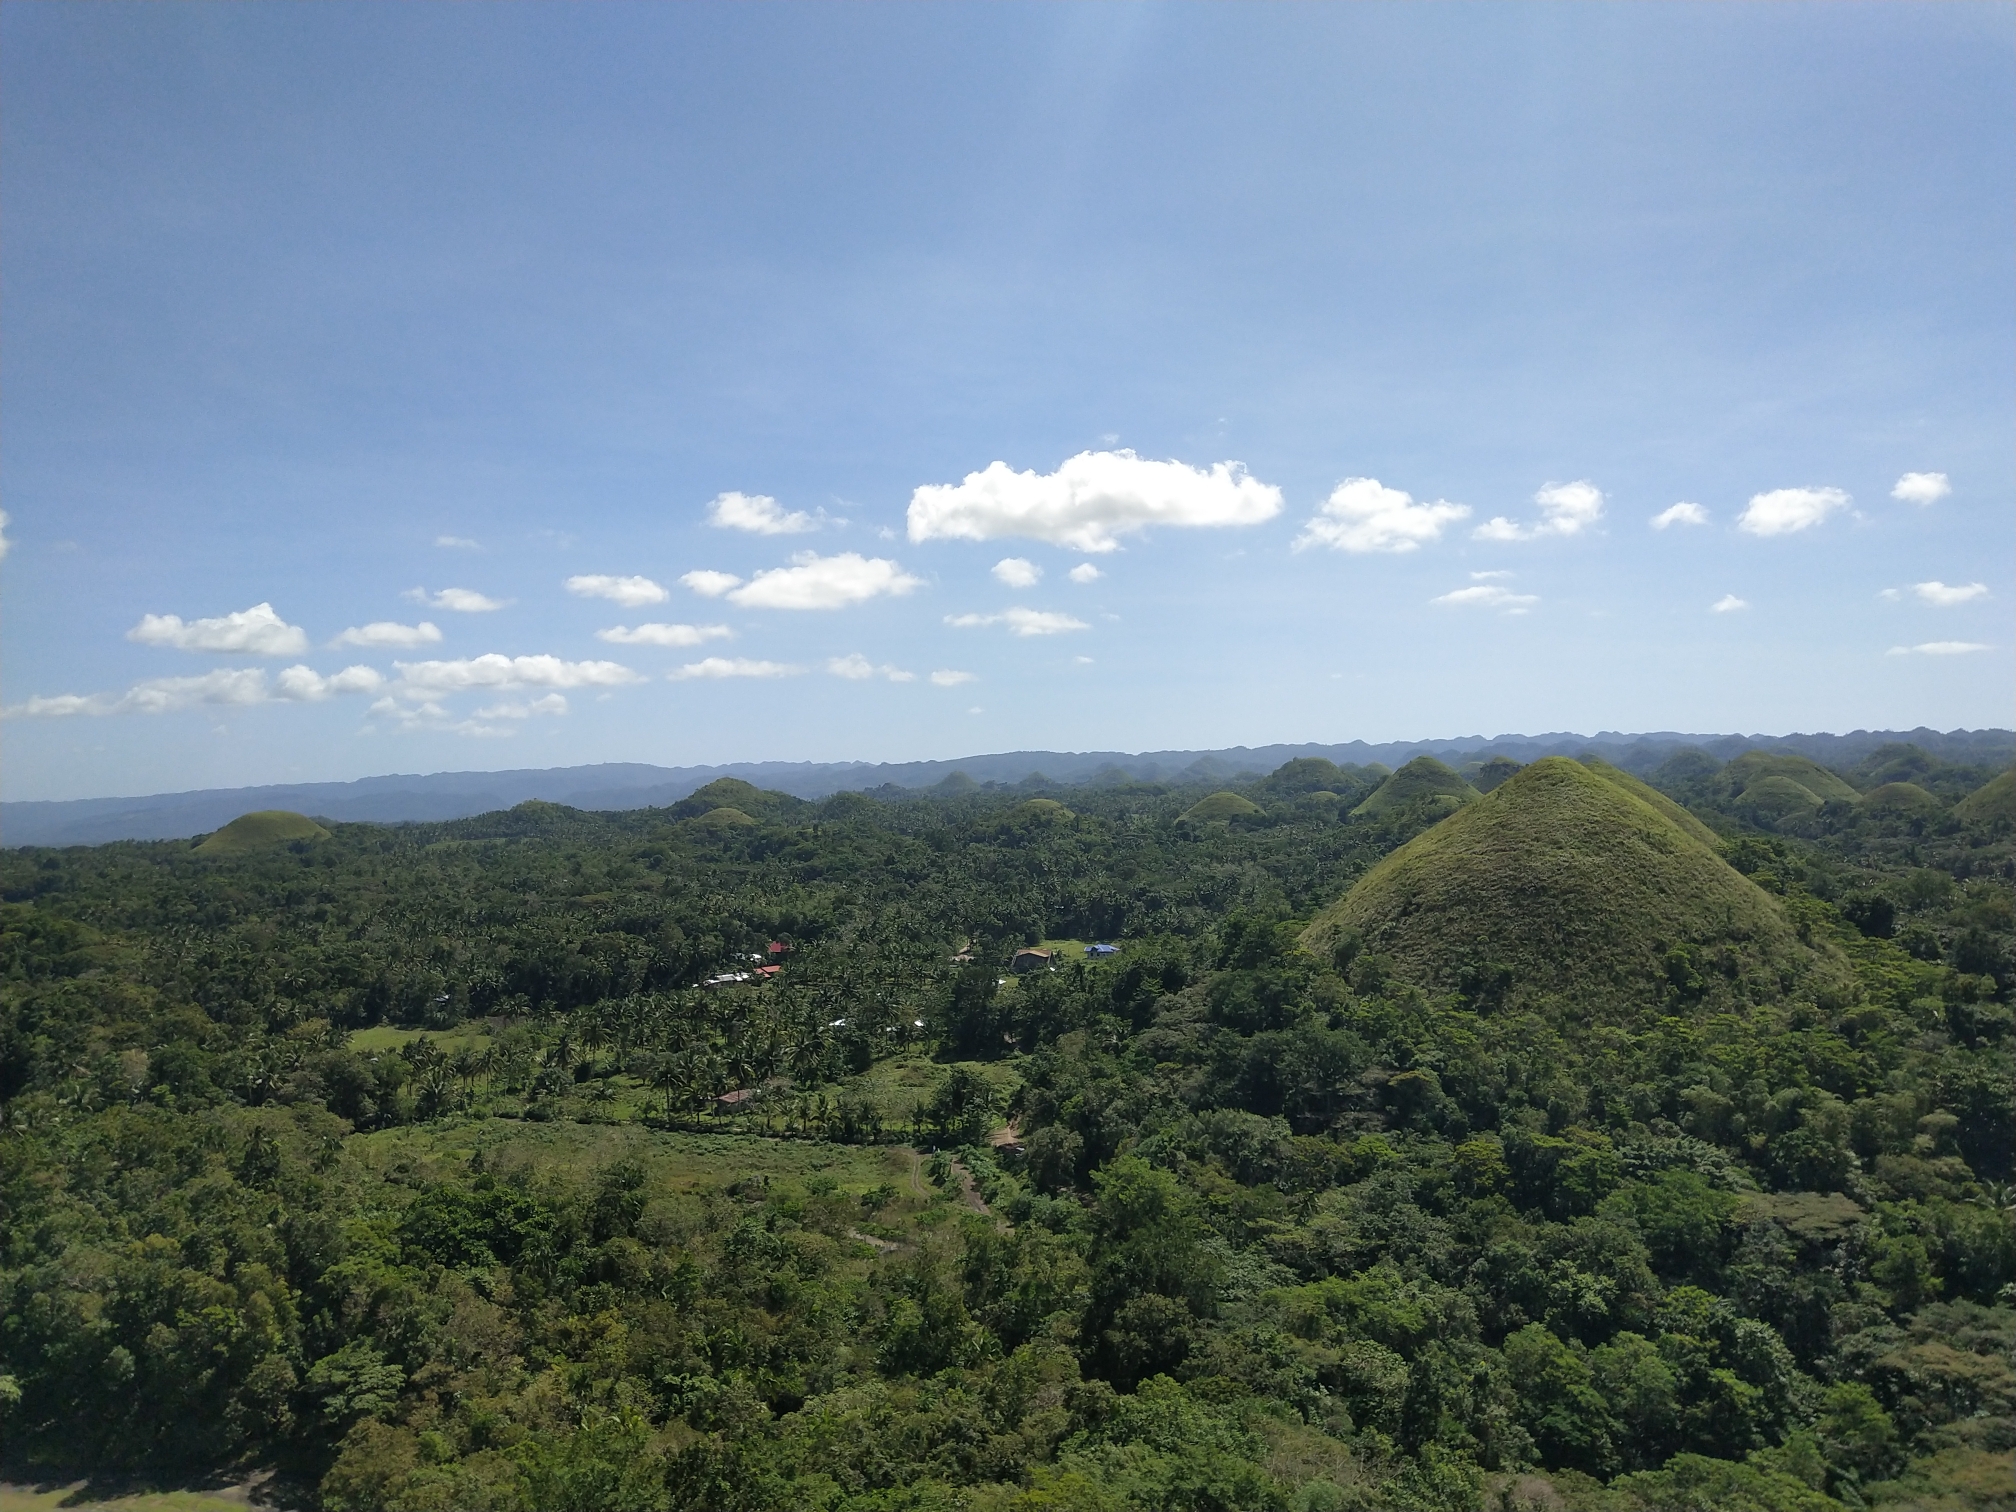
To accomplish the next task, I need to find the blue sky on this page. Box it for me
[2,2,2010,802]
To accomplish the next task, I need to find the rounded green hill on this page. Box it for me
[1738,774,1827,820]
[1954,768,2016,824]
[1302,757,1838,1014]
[1723,750,1858,806]
[1012,798,1074,822]
[1183,791,1262,822]
[684,778,765,810]
[1858,781,1942,815]
[195,810,331,853]
[1350,755,1477,818]
[687,805,758,830]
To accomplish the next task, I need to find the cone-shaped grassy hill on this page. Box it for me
[1183,791,1262,822]
[1723,750,1858,805]
[1738,774,1827,821]
[1859,781,1943,816]
[1350,755,1477,818]
[1955,769,2016,824]
[1012,798,1074,822]
[671,778,802,823]
[1302,757,1840,1014]
[195,810,331,853]
[686,805,758,830]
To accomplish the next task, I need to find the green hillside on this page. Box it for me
[1580,757,1722,847]
[1723,749,1859,805]
[1181,790,1262,822]
[1349,753,1477,817]
[1739,773,1829,820]
[1859,781,1943,815]
[193,809,330,853]
[686,804,758,829]
[1011,797,1074,821]
[1304,756,1832,1013]
[1955,767,2016,823]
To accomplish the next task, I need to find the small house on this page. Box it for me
[712,1087,759,1115]
[1085,943,1120,958]
[1011,948,1053,974]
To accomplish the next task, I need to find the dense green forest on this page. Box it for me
[1,740,2011,1511]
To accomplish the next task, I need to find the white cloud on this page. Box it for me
[473,694,568,719]
[1534,480,1604,534]
[708,491,819,535]
[274,664,386,701]
[436,535,480,550]
[1470,570,1514,581]
[828,654,874,679]
[1074,655,1094,664]
[406,586,509,612]
[669,657,802,679]
[1473,480,1605,542]
[1711,594,1749,613]
[1892,472,1951,507]
[5,662,384,718]
[946,607,1090,637]
[128,602,310,656]
[565,574,669,607]
[993,557,1042,588]
[391,654,642,697]
[725,552,924,611]
[0,509,11,561]
[680,570,743,598]
[1068,563,1103,584]
[908,449,1282,552]
[1736,486,1849,537]
[332,620,442,649]
[1294,478,1469,553]
[1913,581,1988,607]
[1878,588,1902,601]
[1430,585,1538,613]
[1652,502,1709,530]
[827,654,915,682]
[1888,641,1989,656]
[596,622,733,646]
[930,669,977,686]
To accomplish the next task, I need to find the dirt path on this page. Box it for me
[948,1157,990,1215]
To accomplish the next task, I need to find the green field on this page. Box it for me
[355,1117,927,1203]
[0,1486,259,1512]
[346,1023,495,1055]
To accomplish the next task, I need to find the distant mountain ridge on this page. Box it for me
[4,726,2010,847]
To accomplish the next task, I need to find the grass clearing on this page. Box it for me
[833,1049,1023,1129]
[0,1485,261,1512]
[353,1117,920,1203]
[347,1023,495,1055]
